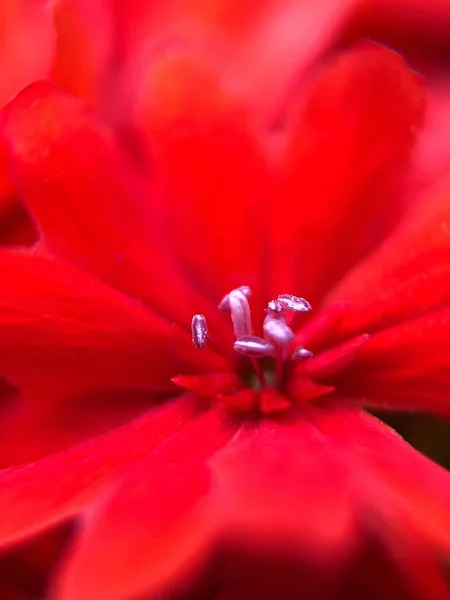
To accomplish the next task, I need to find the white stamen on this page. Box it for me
[191,314,208,348]
[267,299,283,313]
[263,313,295,346]
[218,285,251,311]
[291,346,314,360]
[277,294,311,312]
[228,290,252,339]
[234,336,274,357]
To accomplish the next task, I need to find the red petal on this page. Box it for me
[326,180,450,340]
[0,81,220,331]
[210,415,356,552]
[173,372,241,397]
[0,0,55,106]
[0,248,177,399]
[218,387,258,412]
[259,387,291,414]
[0,389,159,468]
[50,0,114,109]
[123,0,353,126]
[139,54,276,306]
[338,308,450,413]
[357,0,450,44]
[312,405,450,556]
[54,405,237,600]
[0,395,200,548]
[286,376,335,402]
[56,410,355,600]
[272,43,426,301]
[294,334,369,379]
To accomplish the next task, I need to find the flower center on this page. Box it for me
[174,285,368,415]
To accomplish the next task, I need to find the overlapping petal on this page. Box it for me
[54,404,237,600]
[41,406,450,599]
[0,248,177,399]
[121,0,355,126]
[0,80,226,332]
[319,177,450,411]
[0,0,55,108]
[336,308,450,413]
[50,0,114,110]
[141,54,276,306]
[312,406,450,554]
[326,180,450,335]
[272,43,425,301]
[0,395,200,547]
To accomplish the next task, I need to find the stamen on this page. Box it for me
[226,289,253,339]
[191,314,208,348]
[291,346,314,360]
[189,287,313,398]
[263,310,295,389]
[263,313,295,346]
[218,285,251,310]
[277,294,311,312]
[267,299,283,313]
[234,335,274,357]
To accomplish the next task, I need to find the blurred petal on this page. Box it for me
[56,406,450,599]
[0,248,176,399]
[356,0,450,46]
[316,169,450,406]
[1,80,223,330]
[51,0,114,109]
[210,414,356,550]
[0,388,158,467]
[272,43,425,301]
[54,405,236,600]
[122,0,355,125]
[54,410,355,600]
[0,0,55,106]
[313,405,450,555]
[142,54,275,305]
[324,179,450,348]
[0,395,199,547]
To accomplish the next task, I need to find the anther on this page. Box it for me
[267,299,283,313]
[277,294,311,312]
[291,346,314,360]
[234,335,274,357]
[218,285,251,311]
[191,314,208,349]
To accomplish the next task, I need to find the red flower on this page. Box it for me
[0,39,449,600]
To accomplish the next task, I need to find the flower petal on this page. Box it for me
[57,405,450,599]
[53,405,237,600]
[0,395,200,548]
[140,54,275,305]
[0,0,55,106]
[337,307,450,413]
[123,0,354,126]
[0,248,178,399]
[0,80,221,331]
[50,0,114,109]
[0,388,159,468]
[325,180,450,339]
[312,405,450,556]
[55,409,354,600]
[273,43,426,301]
